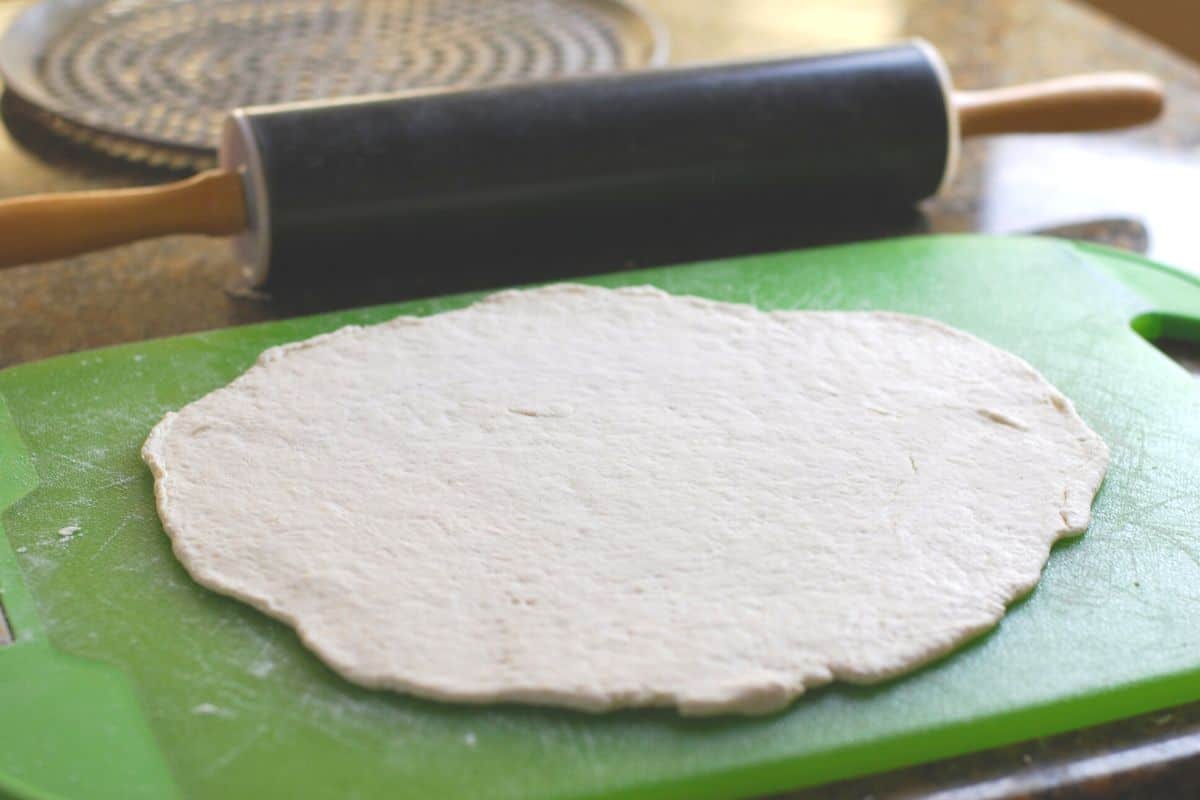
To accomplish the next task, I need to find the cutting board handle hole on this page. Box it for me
[1131,312,1200,379]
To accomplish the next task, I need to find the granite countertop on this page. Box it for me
[3,0,1200,366]
[0,0,1198,796]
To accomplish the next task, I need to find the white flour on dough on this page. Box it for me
[143,285,1108,715]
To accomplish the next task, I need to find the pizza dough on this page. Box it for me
[143,285,1108,715]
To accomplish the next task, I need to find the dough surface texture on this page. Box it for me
[143,285,1109,715]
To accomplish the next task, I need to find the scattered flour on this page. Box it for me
[248,660,275,678]
[191,703,233,717]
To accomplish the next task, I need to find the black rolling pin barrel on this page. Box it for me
[223,42,952,285]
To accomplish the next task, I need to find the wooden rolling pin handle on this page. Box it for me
[0,168,247,270]
[955,72,1165,138]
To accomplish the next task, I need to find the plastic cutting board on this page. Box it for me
[2,235,1199,799]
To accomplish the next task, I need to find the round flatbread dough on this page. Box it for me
[143,285,1108,715]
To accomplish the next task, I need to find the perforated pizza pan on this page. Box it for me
[0,0,667,162]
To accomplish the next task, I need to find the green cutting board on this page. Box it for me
[2,235,1199,800]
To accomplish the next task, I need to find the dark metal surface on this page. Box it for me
[0,0,666,161]
[1,0,1200,797]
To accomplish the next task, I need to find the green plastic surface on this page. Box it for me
[2,235,1199,800]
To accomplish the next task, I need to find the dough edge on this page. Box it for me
[142,284,1111,716]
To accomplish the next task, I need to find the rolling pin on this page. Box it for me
[0,40,1163,288]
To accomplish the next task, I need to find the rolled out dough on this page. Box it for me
[143,285,1108,715]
